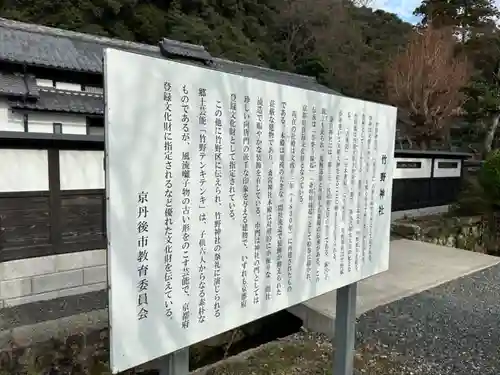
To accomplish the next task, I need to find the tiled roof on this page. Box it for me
[0,18,337,95]
[9,88,103,115]
[0,73,38,97]
[0,19,143,73]
[159,38,213,63]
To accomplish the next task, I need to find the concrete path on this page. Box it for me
[288,239,500,336]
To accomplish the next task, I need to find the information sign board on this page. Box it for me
[104,48,397,373]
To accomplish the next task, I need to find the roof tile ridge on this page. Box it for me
[38,87,103,97]
[0,17,158,52]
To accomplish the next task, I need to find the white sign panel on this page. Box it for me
[104,48,397,373]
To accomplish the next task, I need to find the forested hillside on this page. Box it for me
[0,0,412,102]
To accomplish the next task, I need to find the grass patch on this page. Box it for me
[193,334,408,375]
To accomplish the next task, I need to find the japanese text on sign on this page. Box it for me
[104,48,397,373]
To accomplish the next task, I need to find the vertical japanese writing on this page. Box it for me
[214,100,223,318]
[317,109,328,281]
[253,97,264,305]
[350,112,358,273]
[241,95,250,308]
[340,110,349,276]
[345,112,354,274]
[299,105,307,203]
[137,191,149,321]
[287,110,297,293]
[198,88,208,324]
[367,116,375,262]
[359,113,367,268]
[306,106,317,282]
[163,82,174,319]
[268,99,276,159]
[242,95,250,248]
[265,99,276,301]
[181,85,191,144]
[112,68,399,341]
[379,150,388,222]
[276,102,286,296]
[180,85,192,330]
[334,111,343,265]
[229,94,237,220]
[324,113,335,278]
[241,255,248,308]
[375,121,384,263]
[315,108,325,282]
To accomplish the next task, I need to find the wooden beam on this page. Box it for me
[48,148,62,253]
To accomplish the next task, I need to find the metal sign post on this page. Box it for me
[157,348,189,375]
[333,282,357,375]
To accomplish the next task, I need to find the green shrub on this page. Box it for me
[452,176,487,216]
[454,150,500,216]
[454,150,500,254]
[478,149,500,209]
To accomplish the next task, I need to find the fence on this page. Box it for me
[391,150,471,212]
[463,159,484,177]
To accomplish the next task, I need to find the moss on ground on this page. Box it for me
[193,333,408,375]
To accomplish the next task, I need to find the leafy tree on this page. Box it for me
[462,70,500,158]
[479,149,500,208]
[386,27,470,149]
[414,0,499,40]
[455,150,500,253]
[459,33,500,156]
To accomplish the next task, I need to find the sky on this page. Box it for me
[373,0,500,23]
[371,0,422,23]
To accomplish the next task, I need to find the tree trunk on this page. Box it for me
[419,141,428,150]
[418,136,431,150]
[483,113,500,158]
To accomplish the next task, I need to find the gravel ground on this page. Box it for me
[195,263,500,375]
[356,263,500,375]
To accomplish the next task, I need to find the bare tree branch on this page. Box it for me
[352,0,373,7]
[273,0,331,66]
[386,27,471,149]
[273,0,357,70]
